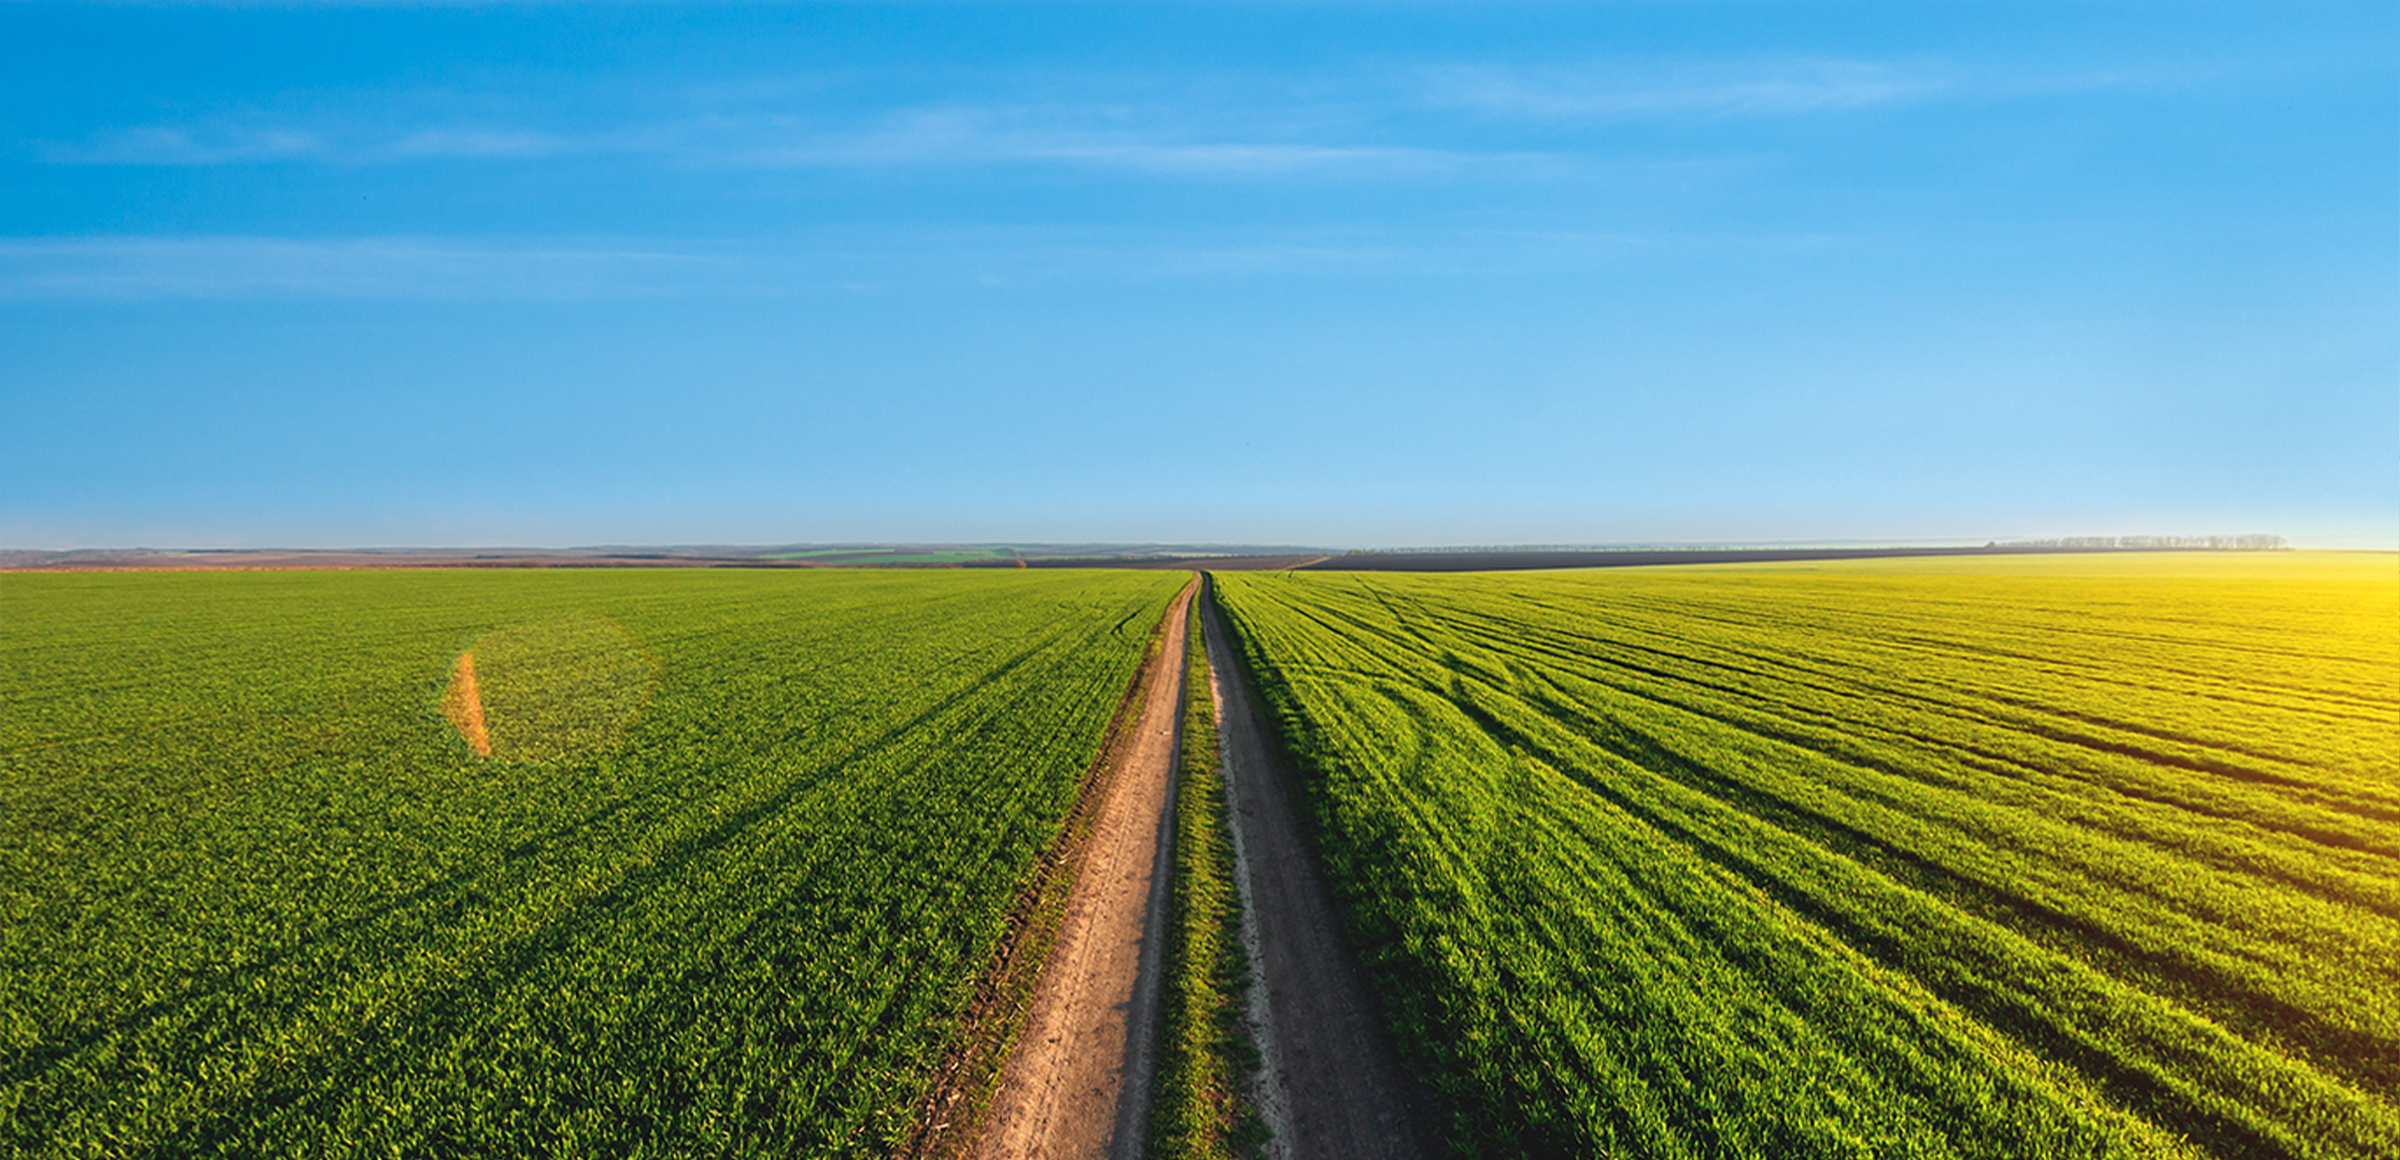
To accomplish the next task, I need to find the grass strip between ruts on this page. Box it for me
[1149,574,1268,1160]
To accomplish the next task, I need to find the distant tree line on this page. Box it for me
[1989,535,2287,551]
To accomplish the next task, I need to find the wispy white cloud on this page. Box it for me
[1428,58,1955,119]
[41,99,1540,179]
[706,107,1508,176]
[0,233,1441,300]
[45,124,575,165]
[49,126,332,165]
[0,236,732,300]
[1426,57,2184,121]
[31,55,2195,182]
[0,226,1740,301]
[382,127,570,159]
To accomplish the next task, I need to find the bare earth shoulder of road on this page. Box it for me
[1203,594,1430,1160]
[970,585,1192,1160]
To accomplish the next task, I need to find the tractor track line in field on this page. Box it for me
[960,581,1193,1160]
[1202,591,1433,1160]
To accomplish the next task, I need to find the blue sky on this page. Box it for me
[2,1,2392,550]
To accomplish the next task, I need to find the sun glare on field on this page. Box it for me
[442,614,656,761]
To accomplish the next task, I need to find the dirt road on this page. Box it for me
[1202,594,1430,1160]
[970,584,1192,1160]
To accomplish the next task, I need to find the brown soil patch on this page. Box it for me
[443,651,492,757]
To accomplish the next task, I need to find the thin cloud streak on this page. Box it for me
[46,125,576,165]
[1426,57,2180,121]
[45,110,1526,178]
[0,227,1728,301]
[35,57,1998,176]
[1428,58,1955,119]
[0,236,732,300]
[707,109,1514,176]
[49,126,332,165]
[34,55,2151,178]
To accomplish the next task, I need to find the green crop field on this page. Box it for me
[0,567,1182,1157]
[1213,553,2399,1159]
